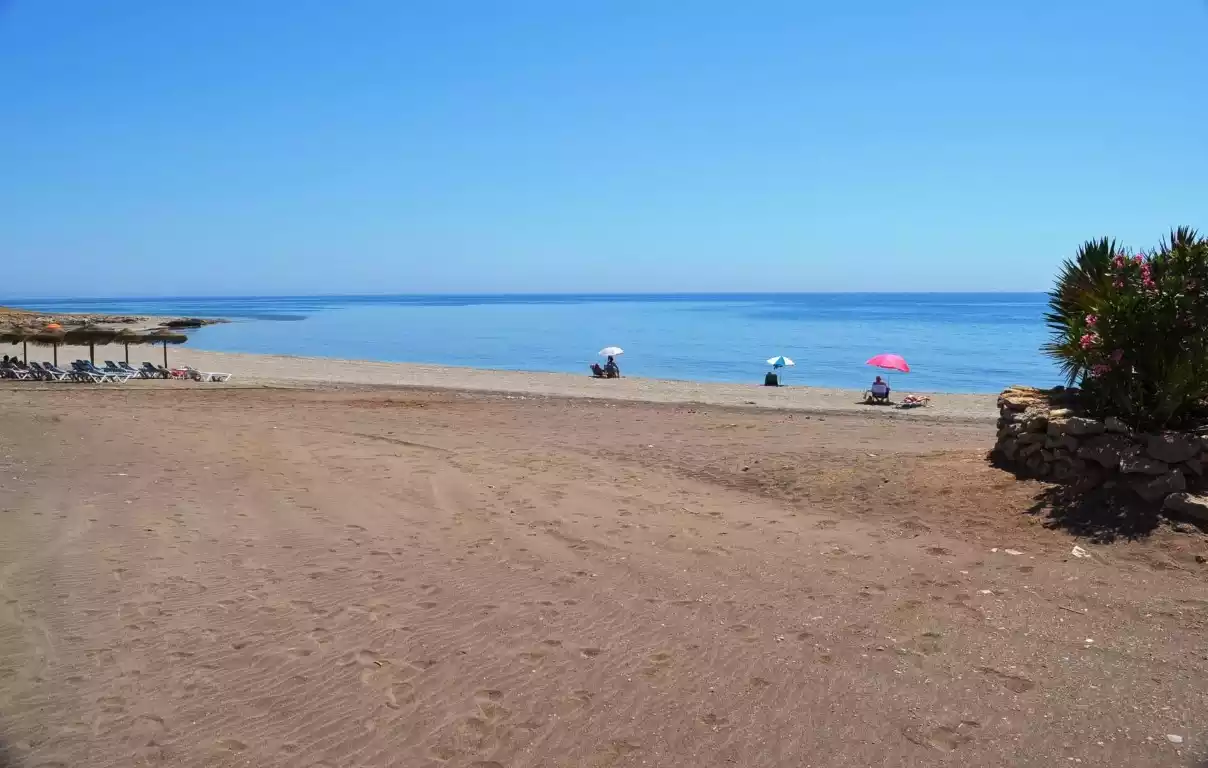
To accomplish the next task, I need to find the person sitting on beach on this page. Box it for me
[590,362,606,378]
[604,356,620,377]
[870,376,890,401]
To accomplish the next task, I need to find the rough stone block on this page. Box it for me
[1146,432,1199,464]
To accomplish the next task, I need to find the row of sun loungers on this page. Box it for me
[0,360,232,383]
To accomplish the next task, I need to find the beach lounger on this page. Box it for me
[39,362,71,381]
[76,361,117,383]
[69,361,104,383]
[118,361,145,378]
[140,362,167,379]
[101,362,134,382]
[2,362,33,380]
[27,362,51,381]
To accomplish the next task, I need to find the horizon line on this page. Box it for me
[2,289,1051,303]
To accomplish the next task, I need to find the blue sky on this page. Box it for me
[1,1,1205,297]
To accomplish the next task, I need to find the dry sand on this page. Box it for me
[0,380,1206,767]
[4,342,998,421]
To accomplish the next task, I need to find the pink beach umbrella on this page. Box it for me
[866,353,910,373]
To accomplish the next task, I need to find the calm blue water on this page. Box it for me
[4,294,1059,393]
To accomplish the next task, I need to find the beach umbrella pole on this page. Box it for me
[53,344,58,366]
[124,343,129,364]
[22,341,27,364]
[89,342,95,364]
[163,342,168,368]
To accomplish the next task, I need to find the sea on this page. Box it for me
[4,293,1059,394]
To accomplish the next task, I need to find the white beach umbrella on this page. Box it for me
[599,346,624,357]
[767,355,794,368]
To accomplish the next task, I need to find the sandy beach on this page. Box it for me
[3,342,999,421]
[0,375,1205,767]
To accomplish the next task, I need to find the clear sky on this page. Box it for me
[1,1,1205,297]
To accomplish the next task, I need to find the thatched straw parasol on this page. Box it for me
[142,328,188,368]
[63,324,119,364]
[0,324,35,363]
[29,326,67,366]
[112,328,143,364]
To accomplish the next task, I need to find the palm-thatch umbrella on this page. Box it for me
[112,328,143,364]
[63,324,119,364]
[142,328,188,368]
[29,326,66,366]
[0,324,35,363]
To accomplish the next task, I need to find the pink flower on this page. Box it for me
[1140,262,1156,290]
[1134,254,1144,264]
[1080,333,1098,349]
[1085,314,1097,327]
[1113,255,1127,269]
[1091,364,1111,377]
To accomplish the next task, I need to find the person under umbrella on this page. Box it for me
[598,346,623,378]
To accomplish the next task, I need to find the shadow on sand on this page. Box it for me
[988,452,1163,544]
[1024,483,1162,544]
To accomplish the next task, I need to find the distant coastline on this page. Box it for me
[0,305,227,330]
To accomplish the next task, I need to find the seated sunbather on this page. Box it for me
[863,376,891,404]
[590,363,607,378]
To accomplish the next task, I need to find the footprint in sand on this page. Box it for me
[343,649,383,668]
[641,651,673,677]
[903,721,979,752]
[214,738,247,752]
[97,695,126,714]
[308,627,333,645]
[517,650,548,665]
[385,681,415,710]
[579,647,603,658]
[554,689,593,715]
[975,666,1035,693]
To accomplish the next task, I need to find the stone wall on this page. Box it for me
[993,386,1208,522]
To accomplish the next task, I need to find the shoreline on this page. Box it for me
[1,342,998,421]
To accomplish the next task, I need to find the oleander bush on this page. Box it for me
[1045,227,1208,430]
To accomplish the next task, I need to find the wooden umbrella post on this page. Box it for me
[53,344,58,366]
[163,342,168,368]
[22,341,27,364]
[124,343,130,365]
[89,342,95,364]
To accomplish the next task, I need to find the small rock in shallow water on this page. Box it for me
[1166,734,1184,744]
